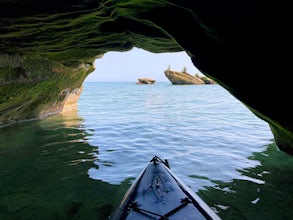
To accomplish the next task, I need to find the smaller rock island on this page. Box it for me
[136,78,156,84]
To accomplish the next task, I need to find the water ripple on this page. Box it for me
[78,83,274,191]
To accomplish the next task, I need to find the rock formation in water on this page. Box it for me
[136,78,156,84]
[0,0,292,155]
[164,69,216,85]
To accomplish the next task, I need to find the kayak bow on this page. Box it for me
[110,156,221,220]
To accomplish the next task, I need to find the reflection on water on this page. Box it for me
[0,86,293,219]
[199,144,293,220]
[0,111,292,220]
[0,111,128,219]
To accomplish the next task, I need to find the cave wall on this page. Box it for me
[0,54,93,125]
[0,0,292,154]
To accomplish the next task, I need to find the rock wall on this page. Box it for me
[0,54,93,125]
[39,87,83,118]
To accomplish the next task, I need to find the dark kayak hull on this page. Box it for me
[110,156,221,220]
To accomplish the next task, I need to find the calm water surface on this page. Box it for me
[0,82,292,219]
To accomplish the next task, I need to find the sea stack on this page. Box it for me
[164,69,215,85]
[164,69,204,85]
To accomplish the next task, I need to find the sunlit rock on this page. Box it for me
[164,69,204,85]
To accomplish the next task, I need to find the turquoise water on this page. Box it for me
[0,82,292,219]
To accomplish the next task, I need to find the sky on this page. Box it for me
[85,47,203,82]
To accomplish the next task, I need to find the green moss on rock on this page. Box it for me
[0,54,93,125]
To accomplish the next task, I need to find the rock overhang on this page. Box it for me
[0,0,292,155]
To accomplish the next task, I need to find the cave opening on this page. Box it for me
[84,47,202,83]
[73,46,277,219]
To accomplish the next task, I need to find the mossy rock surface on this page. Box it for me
[0,0,293,154]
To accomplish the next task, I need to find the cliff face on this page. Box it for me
[0,54,93,125]
[0,0,292,154]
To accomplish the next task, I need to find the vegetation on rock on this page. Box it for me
[0,54,93,125]
[0,0,292,154]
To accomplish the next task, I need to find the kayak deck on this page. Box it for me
[110,156,221,220]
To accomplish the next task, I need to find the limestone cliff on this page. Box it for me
[0,54,93,125]
[39,87,83,118]
[0,0,292,154]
